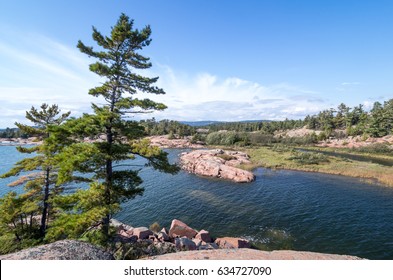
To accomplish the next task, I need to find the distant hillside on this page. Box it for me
[180,120,270,127]
[180,121,223,127]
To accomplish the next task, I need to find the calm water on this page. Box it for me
[1,146,393,259]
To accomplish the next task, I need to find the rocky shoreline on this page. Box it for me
[148,135,205,149]
[111,218,251,259]
[0,137,42,145]
[318,134,393,148]
[0,218,364,260]
[180,149,255,183]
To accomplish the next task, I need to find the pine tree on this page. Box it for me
[52,13,178,242]
[0,104,70,242]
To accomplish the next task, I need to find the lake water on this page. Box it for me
[1,146,393,259]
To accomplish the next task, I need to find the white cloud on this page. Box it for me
[144,67,327,121]
[0,30,329,127]
[341,82,360,86]
[0,31,101,128]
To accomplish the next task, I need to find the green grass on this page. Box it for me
[243,146,393,187]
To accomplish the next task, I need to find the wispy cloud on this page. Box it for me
[335,81,361,92]
[143,67,327,121]
[0,29,330,127]
[341,82,360,86]
[0,30,100,127]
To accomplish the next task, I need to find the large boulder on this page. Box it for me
[174,238,197,251]
[215,237,250,249]
[133,227,153,240]
[198,242,219,250]
[169,219,198,239]
[195,229,211,243]
[157,231,171,242]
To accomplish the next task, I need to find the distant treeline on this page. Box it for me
[4,99,393,144]
[201,99,393,138]
[141,99,393,147]
[0,127,27,139]
[139,118,196,137]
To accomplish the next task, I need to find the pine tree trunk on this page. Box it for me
[102,89,117,240]
[103,125,113,240]
[12,221,21,242]
[40,168,50,237]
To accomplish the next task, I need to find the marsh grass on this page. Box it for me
[244,146,393,187]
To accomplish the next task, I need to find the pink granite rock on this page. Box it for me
[133,227,153,240]
[180,150,255,183]
[157,231,171,242]
[219,164,255,183]
[119,229,134,238]
[174,238,197,251]
[169,219,198,239]
[215,237,250,249]
[195,229,211,243]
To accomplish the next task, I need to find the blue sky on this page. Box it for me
[1,0,393,127]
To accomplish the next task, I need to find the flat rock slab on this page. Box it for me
[147,248,364,260]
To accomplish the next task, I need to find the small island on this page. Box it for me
[180,149,255,183]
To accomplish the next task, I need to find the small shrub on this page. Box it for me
[271,144,293,153]
[278,135,318,146]
[361,133,369,141]
[354,143,393,155]
[317,132,328,141]
[149,222,161,233]
[288,151,329,165]
[248,133,276,146]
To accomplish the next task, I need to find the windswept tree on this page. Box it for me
[0,104,70,245]
[50,14,178,242]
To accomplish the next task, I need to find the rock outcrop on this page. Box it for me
[133,227,153,240]
[148,135,204,149]
[215,237,250,249]
[169,219,198,239]
[148,248,364,260]
[0,219,364,260]
[195,229,211,243]
[318,134,393,148]
[110,218,256,258]
[180,149,255,183]
[0,240,113,260]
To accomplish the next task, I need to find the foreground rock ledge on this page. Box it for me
[148,248,363,260]
[180,149,255,183]
[0,240,113,260]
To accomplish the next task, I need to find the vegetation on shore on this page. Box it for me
[0,14,177,255]
[0,10,393,258]
[241,145,393,187]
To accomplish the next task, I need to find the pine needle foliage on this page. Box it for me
[0,104,70,250]
[50,14,179,243]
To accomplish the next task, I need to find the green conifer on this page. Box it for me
[0,104,70,247]
[50,14,178,243]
